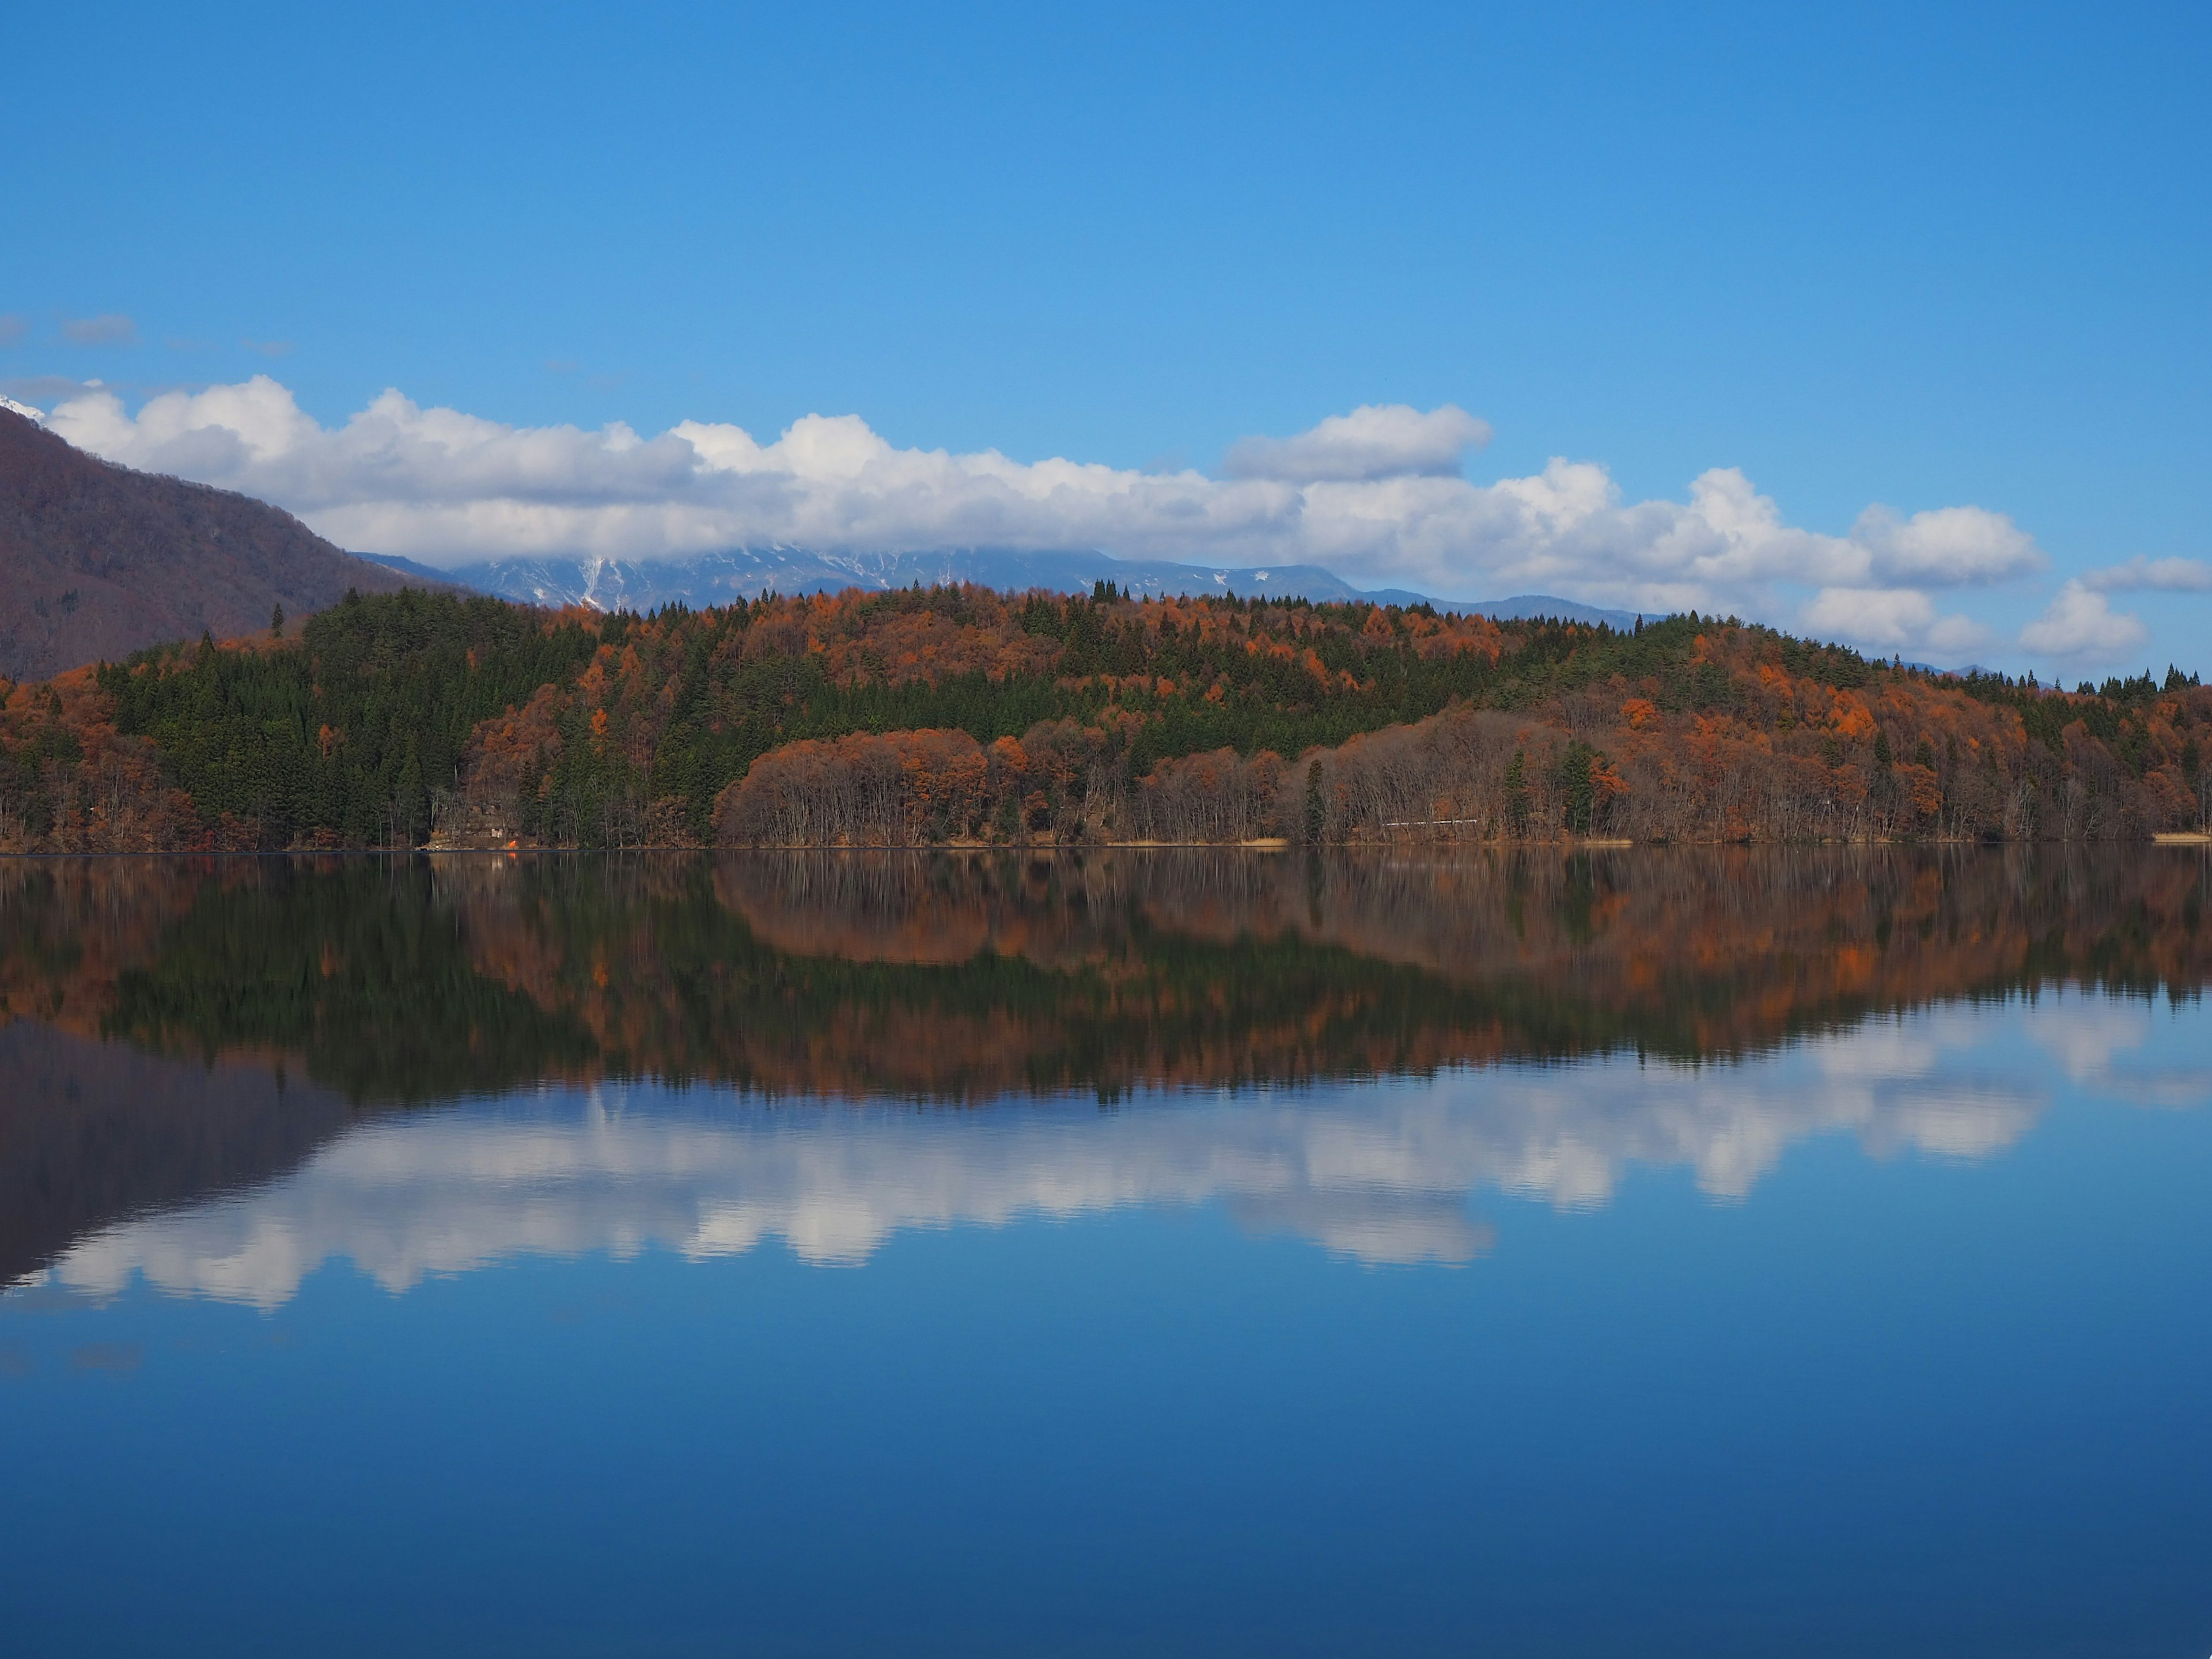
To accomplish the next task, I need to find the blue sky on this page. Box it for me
[5,0,2209,673]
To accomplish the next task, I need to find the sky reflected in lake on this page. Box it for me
[24,987,2203,1303]
[2,848,2208,1657]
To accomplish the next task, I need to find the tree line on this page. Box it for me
[0,582,2205,851]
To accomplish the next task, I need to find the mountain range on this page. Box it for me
[1,398,1637,680]
[357,546,1643,630]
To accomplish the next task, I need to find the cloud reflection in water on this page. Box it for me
[36,991,2175,1310]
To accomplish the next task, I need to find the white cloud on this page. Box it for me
[44,377,2044,631]
[2019,579,2151,664]
[1801,586,1990,660]
[1221,401,1491,482]
[2029,999,2151,1084]
[1845,503,2043,585]
[2081,555,2212,593]
[0,313,28,347]
[39,1001,2059,1306]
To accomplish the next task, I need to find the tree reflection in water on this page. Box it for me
[1,846,2205,1290]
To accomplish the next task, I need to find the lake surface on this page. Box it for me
[2,847,2209,1657]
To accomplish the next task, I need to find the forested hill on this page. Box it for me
[0,582,2206,851]
[0,404,429,681]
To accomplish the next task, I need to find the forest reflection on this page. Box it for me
[20,987,2206,1305]
[3,845,2206,1107]
[2,846,2206,1288]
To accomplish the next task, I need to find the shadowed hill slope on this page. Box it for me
[0,405,433,680]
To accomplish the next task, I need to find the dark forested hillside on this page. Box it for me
[0,404,429,681]
[0,582,2205,850]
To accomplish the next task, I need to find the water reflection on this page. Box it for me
[10,850,2209,1659]
[1,846,2205,1293]
[16,988,2198,1305]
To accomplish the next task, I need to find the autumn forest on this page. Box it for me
[0,583,2206,852]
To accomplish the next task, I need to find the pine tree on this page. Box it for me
[1554,741,1597,834]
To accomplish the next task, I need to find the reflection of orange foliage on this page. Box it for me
[0,859,213,1038]
[473,847,2212,1097]
[9,848,2209,1105]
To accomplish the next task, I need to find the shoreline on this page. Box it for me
[6,834,2211,860]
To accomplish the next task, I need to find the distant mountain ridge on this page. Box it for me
[0,393,1639,687]
[357,546,1644,630]
[0,404,436,680]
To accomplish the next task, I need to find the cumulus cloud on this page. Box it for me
[0,313,27,347]
[1845,503,2043,585]
[59,312,138,346]
[1801,587,1990,659]
[44,376,2047,647]
[2081,555,2212,593]
[1221,402,1491,482]
[41,998,2061,1305]
[2020,579,2151,662]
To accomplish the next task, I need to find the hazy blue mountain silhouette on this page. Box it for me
[357,546,1643,629]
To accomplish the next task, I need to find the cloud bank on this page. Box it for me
[26,374,2149,665]
[2081,555,2212,593]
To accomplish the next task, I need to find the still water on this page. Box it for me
[2,847,2208,1657]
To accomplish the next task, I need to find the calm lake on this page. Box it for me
[3,847,2209,1657]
